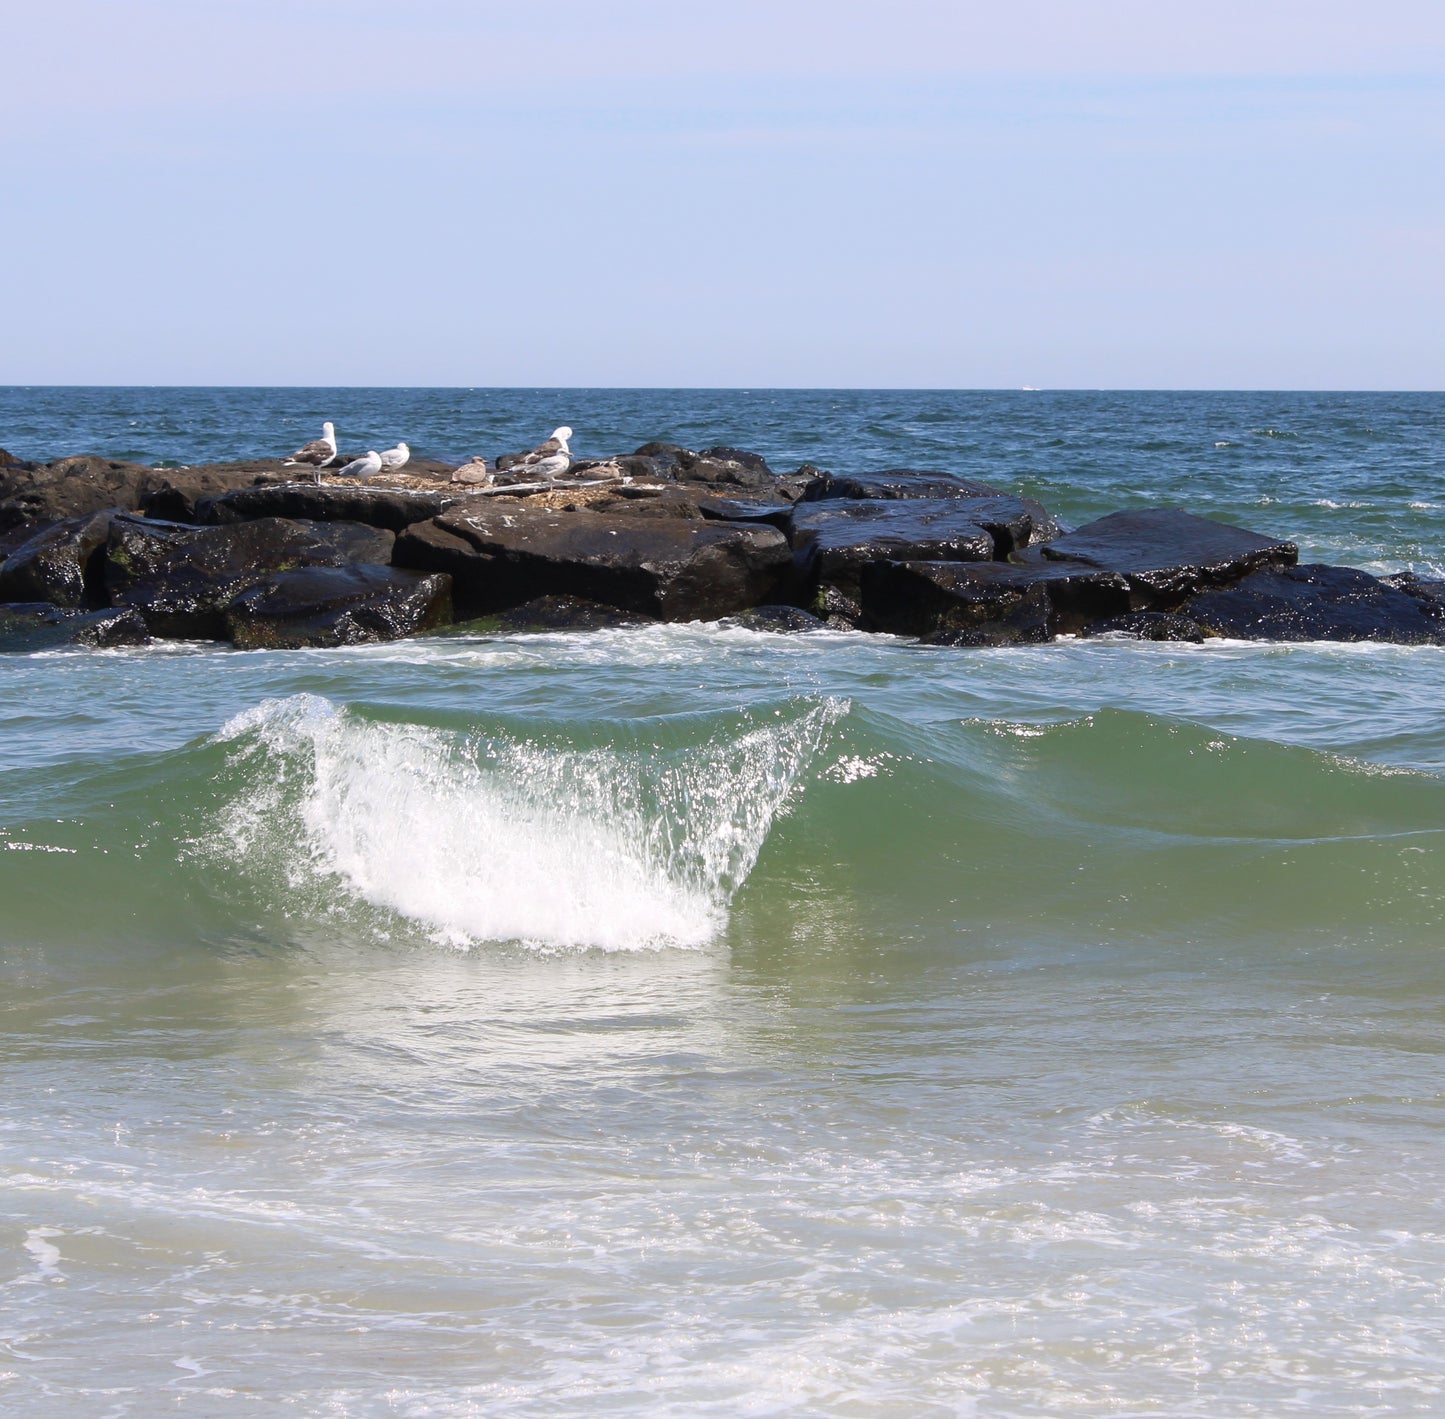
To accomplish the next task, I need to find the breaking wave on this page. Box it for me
[207,694,844,951]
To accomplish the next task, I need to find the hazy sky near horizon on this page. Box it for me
[4,1,1443,388]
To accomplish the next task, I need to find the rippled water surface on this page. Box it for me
[2,390,1443,1416]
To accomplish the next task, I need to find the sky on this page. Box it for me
[3,1,1444,388]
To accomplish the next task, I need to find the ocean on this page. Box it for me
[2,388,1443,1416]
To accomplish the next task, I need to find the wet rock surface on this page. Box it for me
[795,500,995,602]
[198,482,465,531]
[861,560,1132,643]
[1021,508,1298,605]
[395,505,791,621]
[0,602,151,652]
[105,515,396,639]
[1180,565,1445,644]
[0,456,159,530]
[225,565,453,649]
[1082,612,1209,643]
[802,468,1014,502]
[0,512,114,609]
[452,595,645,635]
[723,605,827,633]
[794,496,1047,604]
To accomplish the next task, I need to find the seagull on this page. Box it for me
[336,449,384,481]
[507,426,573,481]
[379,441,410,470]
[283,422,339,477]
[451,455,492,486]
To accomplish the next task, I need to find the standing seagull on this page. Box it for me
[379,441,410,470]
[507,426,573,481]
[284,422,339,479]
[451,455,492,485]
[336,449,384,481]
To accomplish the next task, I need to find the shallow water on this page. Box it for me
[2,390,1444,1416]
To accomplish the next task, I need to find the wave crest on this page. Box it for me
[208,693,843,952]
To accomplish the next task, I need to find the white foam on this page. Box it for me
[212,694,842,952]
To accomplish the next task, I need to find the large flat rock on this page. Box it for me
[1181,565,1445,644]
[395,505,791,620]
[105,515,396,639]
[1023,508,1297,606]
[860,559,1132,643]
[226,565,453,649]
[792,499,999,601]
[197,482,465,531]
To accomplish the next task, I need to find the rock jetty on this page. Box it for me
[2,440,1443,651]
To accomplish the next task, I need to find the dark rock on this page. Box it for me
[860,560,1132,644]
[587,489,706,520]
[225,565,453,649]
[1381,572,1445,620]
[695,496,796,534]
[793,499,996,602]
[0,511,114,609]
[1182,564,1445,644]
[1021,508,1298,607]
[690,446,775,488]
[630,443,776,489]
[197,482,461,531]
[0,455,157,530]
[104,515,396,639]
[0,455,315,531]
[0,523,46,559]
[1082,612,1208,642]
[815,584,864,629]
[0,448,36,471]
[394,505,791,621]
[449,595,645,635]
[723,605,826,633]
[0,602,150,652]
[138,460,295,522]
[802,468,1014,502]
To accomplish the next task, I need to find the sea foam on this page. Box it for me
[211,693,842,951]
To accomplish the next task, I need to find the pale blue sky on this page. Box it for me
[4,1,1443,387]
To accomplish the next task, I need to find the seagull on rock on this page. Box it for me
[508,426,573,481]
[284,421,339,479]
[451,455,492,485]
[379,441,410,470]
[336,449,384,481]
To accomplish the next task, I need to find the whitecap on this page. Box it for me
[209,693,843,952]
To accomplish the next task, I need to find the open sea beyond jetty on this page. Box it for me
[2,387,1444,1417]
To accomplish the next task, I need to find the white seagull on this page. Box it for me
[283,421,339,479]
[508,426,573,480]
[337,449,384,481]
[379,441,410,470]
